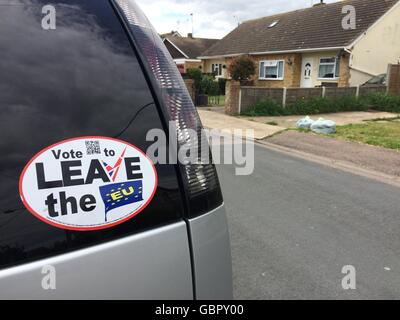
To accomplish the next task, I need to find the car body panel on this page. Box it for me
[189,205,233,300]
[0,222,193,300]
[0,0,232,300]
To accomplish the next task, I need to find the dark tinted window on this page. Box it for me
[0,0,184,269]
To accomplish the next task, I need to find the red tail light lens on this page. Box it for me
[113,0,223,217]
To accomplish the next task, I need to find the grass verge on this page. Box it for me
[331,121,400,150]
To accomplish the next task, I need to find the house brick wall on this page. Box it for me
[251,53,302,88]
[185,61,202,72]
[225,80,241,115]
[338,52,351,87]
[291,54,302,88]
[202,52,355,88]
[184,78,195,102]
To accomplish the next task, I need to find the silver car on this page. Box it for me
[0,0,232,300]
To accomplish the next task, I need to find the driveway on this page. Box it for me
[218,144,400,299]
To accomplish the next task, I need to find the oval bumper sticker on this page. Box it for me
[19,137,158,231]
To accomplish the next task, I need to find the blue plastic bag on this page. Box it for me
[310,118,337,134]
[296,116,314,129]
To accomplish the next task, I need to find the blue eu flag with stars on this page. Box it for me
[99,181,144,222]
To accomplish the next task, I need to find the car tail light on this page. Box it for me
[112,0,223,217]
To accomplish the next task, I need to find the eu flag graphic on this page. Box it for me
[99,181,144,222]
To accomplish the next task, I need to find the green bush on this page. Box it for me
[187,68,221,96]
[186,68,203,90]
[360,93,400,113]
[242,99,289,116]
[243,93,400,117]
[200,75,220,96]
[289,96,367,115]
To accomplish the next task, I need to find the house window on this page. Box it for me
[318,57,340,79]
[212,63,222,76]
[259,60,284,80]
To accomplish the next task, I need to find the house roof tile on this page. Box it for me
[201,0,398,57]
[165,36,219,59]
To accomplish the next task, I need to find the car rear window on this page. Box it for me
[0,0,184,269]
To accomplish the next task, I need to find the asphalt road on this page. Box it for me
[217,144,400,300]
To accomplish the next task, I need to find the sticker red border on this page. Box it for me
[19,136,158,232]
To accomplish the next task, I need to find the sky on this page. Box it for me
[136,0,340,39]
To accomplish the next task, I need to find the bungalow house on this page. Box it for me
[199,0,400,88]
[162,33,219,74]
[161,30,182,38]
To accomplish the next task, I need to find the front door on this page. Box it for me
[301,58,314,88]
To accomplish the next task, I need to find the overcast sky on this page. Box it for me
[136,0,340,39]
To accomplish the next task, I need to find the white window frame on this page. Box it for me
[212,63,222,76]
[259,60,285,80]
[318,57,340,80]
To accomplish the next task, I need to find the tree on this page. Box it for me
[228,56,256,81]
[200,75,220,96]
[187,69,220,95]
[186,68,203,90]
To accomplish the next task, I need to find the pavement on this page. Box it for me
[239,111,398,128]
[198,109,285,140]
[199,107,398,139]
[218,144,400,300]
[200,107,400,184]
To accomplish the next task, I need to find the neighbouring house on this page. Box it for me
[162,33,219,74]
[161,30,182,38]
[199,0,400,88]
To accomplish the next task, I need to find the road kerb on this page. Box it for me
[258,140,400,189]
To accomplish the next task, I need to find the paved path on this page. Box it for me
[198,109,285,140]
[218,144,400,300]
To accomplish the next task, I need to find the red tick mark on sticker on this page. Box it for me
[103,147,127,182]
